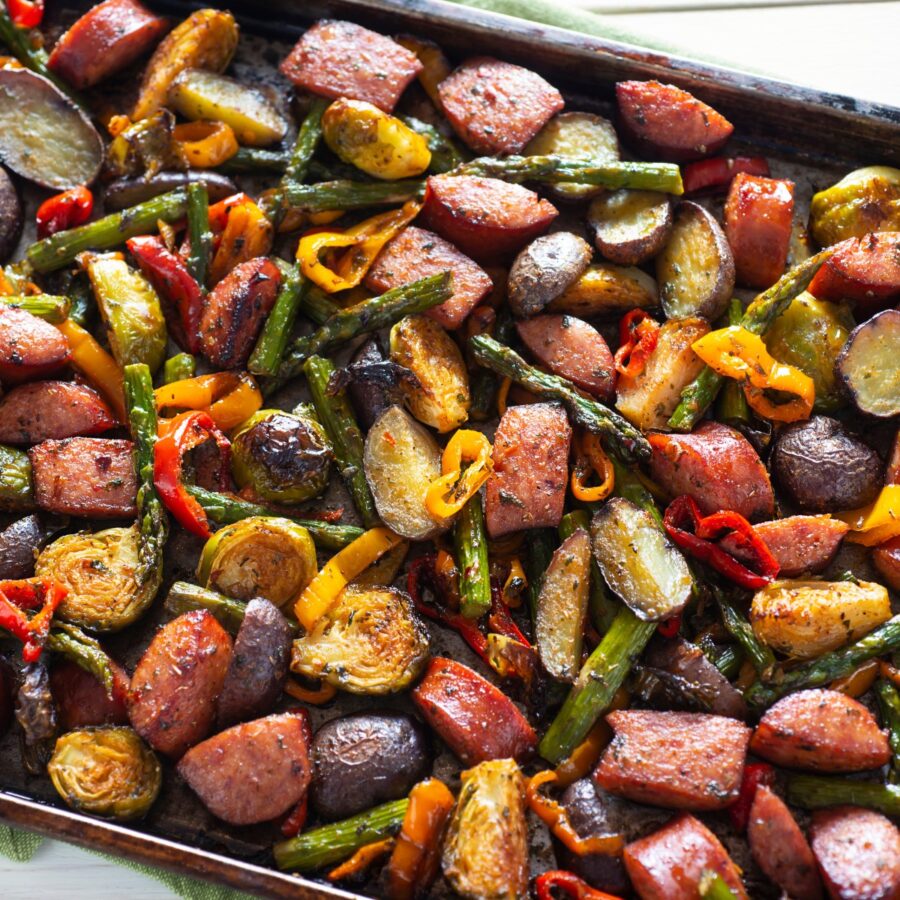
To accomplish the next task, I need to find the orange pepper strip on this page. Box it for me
[831,659,880,697]
[326,838,395,882]
[154,372,262,432]
[501,558,527,608]
[386,778,455,900]
[496,376,512,417]
[209,199,273,286]
[570,431,615,503]
[880,661,900,689]
[692,325,814,423]
[284,677,338,705]
[526,770,624,856]
[173,121,239,168]
[425,430,493,519]
[55,319,126,423]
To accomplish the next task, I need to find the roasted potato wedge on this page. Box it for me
[549,262,658,318]
[364,405,449,540]
[588,190,673,266]
[0,67,102,189]
[836,309,900,418]
[389,314,470,432]
[809,165,900,246]
[750,579,891,659]
[656,201,734,320]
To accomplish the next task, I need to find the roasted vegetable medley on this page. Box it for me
[0,2,899,898]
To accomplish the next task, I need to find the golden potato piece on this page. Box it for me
[549,262,657,319]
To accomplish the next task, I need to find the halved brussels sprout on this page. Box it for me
[291,585,429,694]
[197,516,317,609]
[231,408,332,504]
[48,726,161,821]
[809,166,900,247]
[35,525,159,632]
[442,758,528,900]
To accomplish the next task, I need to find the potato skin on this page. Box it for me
[551,262,658,319]
[589,189,672,266]
[128,610,233,758]
[311,712,431,820]
[0,167,22,263]
[750,689,890,773]
[771,417,882,513]
[507,232,593,318]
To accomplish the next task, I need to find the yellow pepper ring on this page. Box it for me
[425,430,493,519]
[55,319,126,423]
[837,485,900,546]
[173,120,239,168]
[570,430,615,503]
[154,371,262,432]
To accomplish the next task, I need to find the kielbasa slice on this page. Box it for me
[0,381,116,444]
[50,658,130,732]
[0,306,69,384]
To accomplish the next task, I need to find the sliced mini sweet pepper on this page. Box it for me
[55,318,126,423]
[173,120,238,168]
[208,196,273,285]
[727,761,775,832]
[425,429,493,519]
[692,325,815,422]
[837,485,900,546]
[7,0,44,28]
[614,309,659,379]
[571,429,615,503]
[36,186,93,239]
[535,871,624,900]
[0,578,67,663]
[155,371,262,432]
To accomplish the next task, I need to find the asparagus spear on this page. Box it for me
[249,263,308,377]
[787,774,900,817]
[745,616,900,708]
[303,355,379,528]
[162,353,197,385]
[0,294,70,323]
[283,178,426,213]
[710,644,743,680]
[713,589,775,675]
[402,116,466,174]
[220,147,291,174]
[27,189,190,273]
[699,871,742,900]
[185,182,211,288]
[45,623,116,696]
[539,606,657,763]
[284,97,329,185]
[123,364,168,598]
[612,458,662,525]
[560,510,618,634]
[184,484,363,550]
[667,250,832,431]
[276,272,452,383]
[273,798,409,872]
[299,284,340,326]
[525,528,558,628]
[470,334,650,465]
[455,493,491,619]
[455,156,684,194]
[163,581,283,635]
[875,679,900,771]
[0,443,34,511]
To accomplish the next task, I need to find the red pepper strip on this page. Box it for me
[7,0,43,28]
[488,581,531,648]
[0,578,55,610]
[727,762,775,832]
[682,156,770,195]
[36,186,93,239]
[656,613,682,639]
[128,236,205,354]
[0,579,66,663]
[663,495,780,590]
[153,411,231,539]
[535,870,624,900]
[280,794,308,838]
[614,310,660,379]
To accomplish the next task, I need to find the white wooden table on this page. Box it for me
[4,2,898,897]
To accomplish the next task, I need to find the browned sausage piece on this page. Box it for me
[516,315,615,401]
[623,813,749,900]
[750,689,890,773]
[420,174,558,262]
[280,20,422,113]
[594,710,751,810]
[128,610,233,758]
[177,712,312,825]
[365,226,492,330]
[438,57,564,156]
[748,785,823,900]
[29,437,137,518]
[648,420,775,521]
[216,598,292,729]
[810,806,900,900]
[0,306,70,384]
[0,381,116,444]
[48,0,169,90]
[720,515,848,577]
[484,402,571,538]
[874,536,900,592]
[50,658,130,732]
[200,257,281,369]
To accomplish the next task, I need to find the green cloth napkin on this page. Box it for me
[0,0,736,896]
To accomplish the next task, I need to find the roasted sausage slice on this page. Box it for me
[128,610,233,758]
[810,806,900,900]
[623,813,748,900]
[412,657,536,765]
[29,437,137,518]
[50,658,130,732]
[216,598,292,729]
[280,20,422,112]
[365,226,492,330]
[594,710,751,810]
[199,257,281,369]
[0,381,116,444]
[178,711,312,825]
[48,0,169,90]
[484,402,571,538]
[750,689,890,773]
[748,785,823,900]
[0,306,70,384]
[438,57,564,156]
[648,420,775,521]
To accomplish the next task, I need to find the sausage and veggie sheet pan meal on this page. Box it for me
[0,0,899,897]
